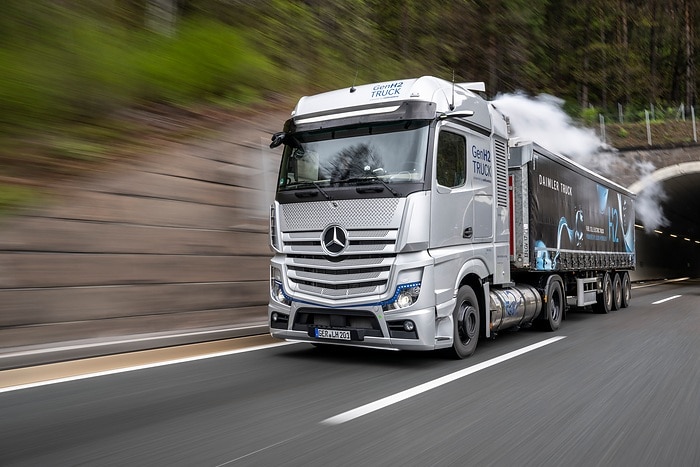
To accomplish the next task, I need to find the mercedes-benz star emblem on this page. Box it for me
[321,225,348,256]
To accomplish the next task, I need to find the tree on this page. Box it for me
[684,0,696,107]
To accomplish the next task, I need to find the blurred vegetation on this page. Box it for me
[1,0,700,214]
[0,183,40,216]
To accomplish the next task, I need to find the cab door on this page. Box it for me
[429,123,476,326]
[430,124,477,249]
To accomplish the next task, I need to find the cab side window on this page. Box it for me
[436,130,466,188]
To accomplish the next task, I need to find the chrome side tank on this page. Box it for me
[489,285,542,332]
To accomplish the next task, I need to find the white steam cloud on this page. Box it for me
[493,93,604,164]
[633,161,669,230]
[492,92,668,231]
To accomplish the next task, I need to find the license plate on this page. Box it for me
[315,328,351,340]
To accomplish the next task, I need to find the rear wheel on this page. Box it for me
[542,278,563,331]
[594,272,613,314]
[452,286,480,359]
[621,271,631,308]
[612,273,623,311]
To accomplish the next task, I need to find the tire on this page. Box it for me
[542,278,563,331]
[594,272,613,314]
[452,286,480,359]
[612,273,622,311]
[621,271,631,308]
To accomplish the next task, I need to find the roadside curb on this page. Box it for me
[0,323,267,371]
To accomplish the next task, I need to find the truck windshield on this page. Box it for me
[277,120,430,191]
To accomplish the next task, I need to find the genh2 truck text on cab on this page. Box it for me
[267,76,635,358]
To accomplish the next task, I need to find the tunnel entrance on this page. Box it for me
[630,162,700,280]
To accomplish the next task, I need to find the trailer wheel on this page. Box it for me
[542,279,563,331]
[594,272,613,314]
[621,272,631,308]
[452,286,480,359]
[612,273,623,310]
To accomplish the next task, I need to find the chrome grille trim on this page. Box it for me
[289,255,390,267]
[345,244,393,253]
[282,229,397,242]
[282,229,398,256]
[288,268,390,283]
[298,284,381,296]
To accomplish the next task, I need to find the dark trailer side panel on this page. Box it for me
[524,146,635,272]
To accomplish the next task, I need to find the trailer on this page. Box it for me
[267,76,635,358]
[506,140,635,330]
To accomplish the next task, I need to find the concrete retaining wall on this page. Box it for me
[0,113,283,359]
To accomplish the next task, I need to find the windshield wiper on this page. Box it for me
[334,176,399,197]
[286,181,331,200]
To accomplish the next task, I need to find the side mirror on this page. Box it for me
[270,132,286,148]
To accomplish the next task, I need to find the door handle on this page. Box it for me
[463,227,473,239]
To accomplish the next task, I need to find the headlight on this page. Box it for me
[383,282,421,311]
[270,266,291,305]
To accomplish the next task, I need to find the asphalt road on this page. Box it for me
[1,280,699,466]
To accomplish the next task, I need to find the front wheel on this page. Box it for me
[542,278,563,331]
[452,286,480,359]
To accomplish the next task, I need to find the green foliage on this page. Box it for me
[136,19,274,104]
[51,140,107,162]
[0,9,142,131]
[580,107,601,125]
[0,47,60,129]
[0,8,274,133]
[0,184,38,217]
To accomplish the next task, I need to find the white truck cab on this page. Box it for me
[268,76,634,358]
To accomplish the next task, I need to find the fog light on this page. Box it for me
[270,311,289,329]
[403,320,415,332]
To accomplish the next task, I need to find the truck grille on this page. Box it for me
[279,199,402,300]
[286,250,395,298]
[283,232,396,298]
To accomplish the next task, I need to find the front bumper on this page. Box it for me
[268,303,441,352]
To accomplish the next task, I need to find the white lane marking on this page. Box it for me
[632,277,689,290]
[652,295,682,305]
[0,342,296,394]
[321,336,567,425]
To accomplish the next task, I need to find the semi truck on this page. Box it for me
[267,76,635,358]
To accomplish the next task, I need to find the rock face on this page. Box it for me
[0,111,286,362]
